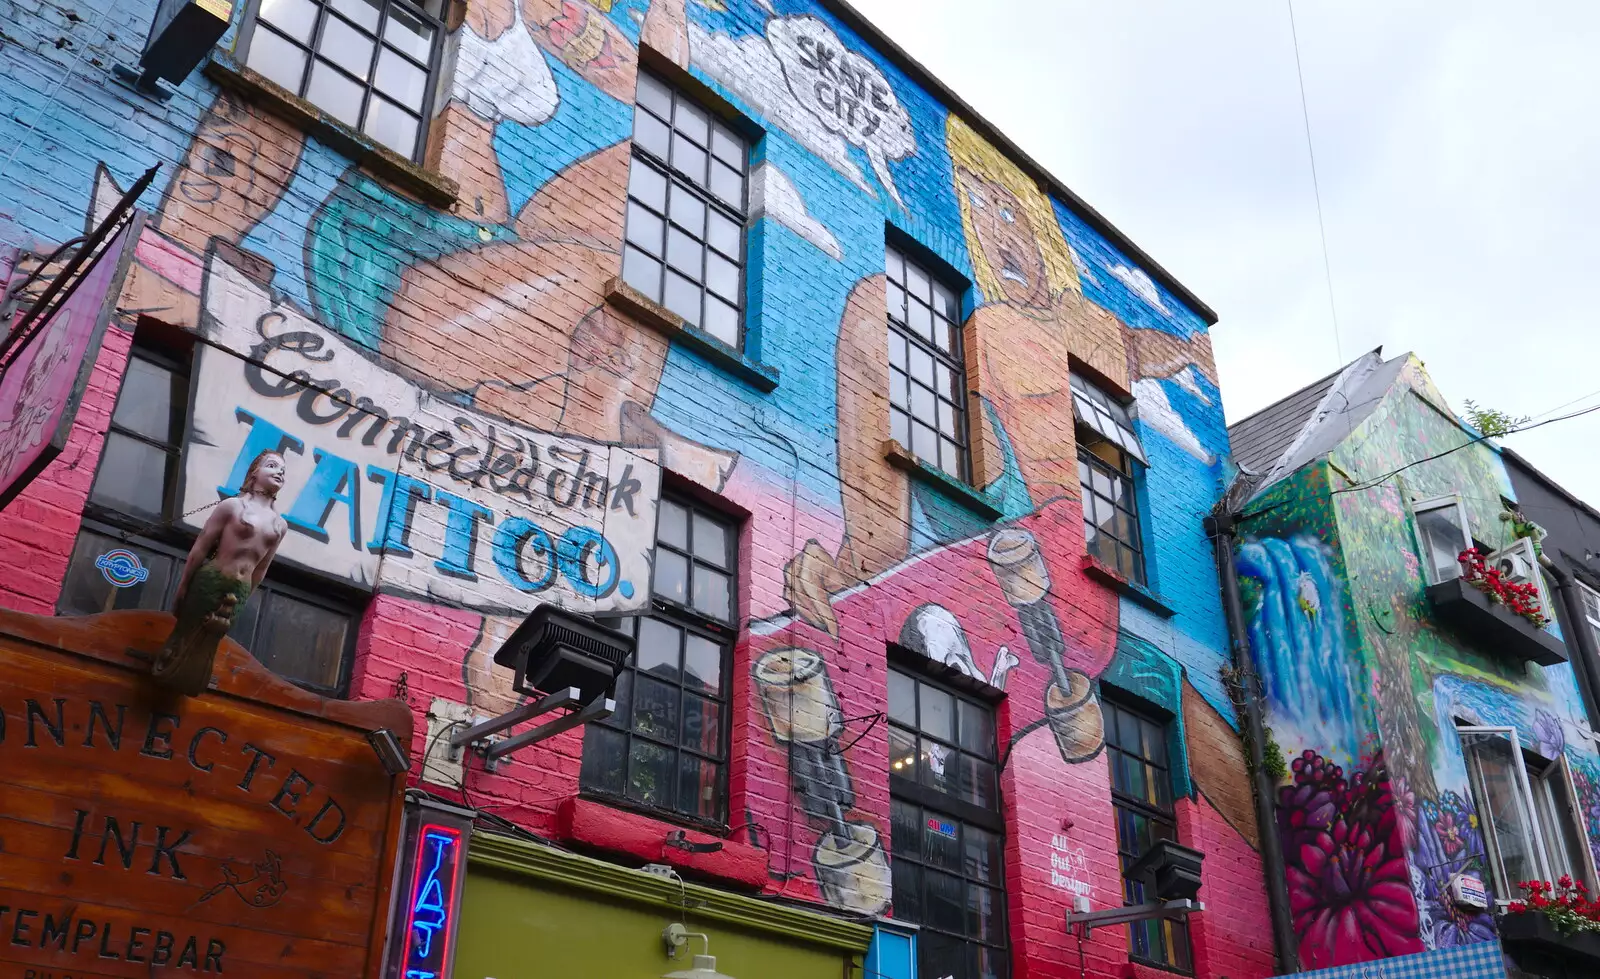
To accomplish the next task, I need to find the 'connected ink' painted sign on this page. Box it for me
[186,257,662,615]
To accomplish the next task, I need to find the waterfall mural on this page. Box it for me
[1232,356,1600,971]
[1236,534,1359,764]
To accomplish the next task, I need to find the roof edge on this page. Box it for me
[817,0,1219,325]
[1227,346,1385,435]
[1501,446,1600,529]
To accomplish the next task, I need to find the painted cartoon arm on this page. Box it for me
[640,0,691,68]
[174,499,236,604]
[524,0,641,103]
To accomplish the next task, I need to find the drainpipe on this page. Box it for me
[1206,507,1299,975]
[1541,558,1600,735]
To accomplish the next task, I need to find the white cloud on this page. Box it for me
[1109,264,1168,313]
[749,162,844,260]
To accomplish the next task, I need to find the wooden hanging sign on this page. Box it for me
[0,608,411,978]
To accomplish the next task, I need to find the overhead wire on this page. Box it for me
[1287,0,1344,367]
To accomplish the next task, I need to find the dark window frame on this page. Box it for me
[579,494,739,830]
[888,664,1009,979]
[886,244,972,483]
[1103,696,1193,974]
[57,520,361,698]
[1075,375,1146,586]
[71,335,361,698]
[621,70,750,350]
[236,0,447,163]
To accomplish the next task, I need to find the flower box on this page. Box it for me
[1426,576,1568,667]
[1499,909,1600,968]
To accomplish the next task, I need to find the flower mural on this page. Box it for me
[1279,750,1424,967]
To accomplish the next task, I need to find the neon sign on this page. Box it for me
[399,823,461,979]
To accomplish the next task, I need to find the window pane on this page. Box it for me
[892,858,923,923]
[905,262,930,301]
[633,110,671,159]
[57,532,175,616]
[666,227,701,275]
[924,870,965,934]
[911,384,935,425]
[921,737,959,796]
[111,356,175,441]
[672,137,707,185]
[707,211,740,258]
[245,26,309,93]
[885,247,905,283]
[580,724,627,796]
[306,63,364,126]
[363,96,418,157]
[887,332,907,370]
[889,370,908,409]
[907,300,932,342]
[888,672,916,724]
[890,408,908,447]
[889,726,918,781]
[692,512,729,566]
[654,549,688,604]
[963,757,997,808]
[710,162,742,208]
[658,499,688,549]
[631,675,679,740]
[673,100,710,145]
[622,247,662,298]
[692,565,731,621]
[683,633,722,695]
[636,72,672,117]
[253,592,350,690]
[1463,729,1543,893]
[629,158,668,211]
[1416,504,1468,584]
[383,5,434,60]
[676,755,721,820]
[634,616,680,677]
[607,669,633,725]
[908,346,933,386]
[919,685,954,741]
[669,187,707,236]
[912,422,938,465]
[923,814,961,872]
[969,886,1004,943]
[329,0,381,31]
[374,48,426,110]
[706,252,739,302]
[91,433,170,517]
[702,298,738,347]
[891,799,921,859]
[258,0,316,42]
[664,272,700,326]
[886,282,906,322]
[1534,768,1589,887]
[965,826,1000,884]
[681,694,722,756]
[626,201,665,255]
[627,740,674,809]
[710,125,743,165]
[317,17,375,80]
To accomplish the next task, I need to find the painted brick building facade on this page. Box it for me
[0,1,1275,976]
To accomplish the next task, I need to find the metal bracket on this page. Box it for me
[1064,899,1203,938]
[446,687,614,769]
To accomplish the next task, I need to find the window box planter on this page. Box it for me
[1426,576,1568,667]
[1499,911,1600,970]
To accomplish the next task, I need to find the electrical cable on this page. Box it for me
[1287,0,1344,366]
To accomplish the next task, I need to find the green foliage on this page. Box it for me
[1461,399,1530,438]
[1261,726,1288,781]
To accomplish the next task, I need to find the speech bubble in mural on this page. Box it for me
[766,16,914,208]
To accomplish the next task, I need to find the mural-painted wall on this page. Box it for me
[1236,357,1600,970]
[0,1,1271,975]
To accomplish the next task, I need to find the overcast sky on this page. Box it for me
[851,0,1600,507]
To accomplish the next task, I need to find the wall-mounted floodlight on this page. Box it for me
[1125,839,1205,902]
[450,605,633,768]
[113,0,234,99]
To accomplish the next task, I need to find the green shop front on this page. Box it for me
[452,832,873,979]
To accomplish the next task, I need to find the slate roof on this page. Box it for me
[1228,368,1344,477]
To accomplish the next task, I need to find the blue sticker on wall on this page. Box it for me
[95,549,149,588]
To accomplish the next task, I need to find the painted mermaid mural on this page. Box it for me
[14,0,1251,927]
[1234,355,1600,968]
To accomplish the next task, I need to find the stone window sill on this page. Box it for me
[204,53,458,209]
[604,278,779,392]
[882,440,1003,521]
[1082,555,1176,618]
